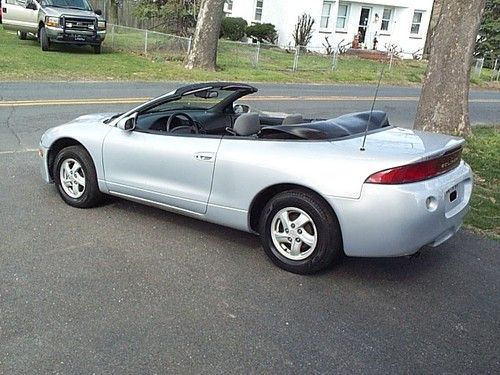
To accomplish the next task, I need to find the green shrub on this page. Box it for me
[221,17,248,41]
[246,23,278,44]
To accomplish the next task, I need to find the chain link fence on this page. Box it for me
[472,55,500,81]
[105,24,343,72]
[106,24,191,61]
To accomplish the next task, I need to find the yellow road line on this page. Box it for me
[0,96,498,107]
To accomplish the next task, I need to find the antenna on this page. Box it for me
[360,64,386,151]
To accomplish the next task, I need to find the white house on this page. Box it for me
[225,0,434,58]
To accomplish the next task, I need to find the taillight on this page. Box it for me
[366,147,462,184]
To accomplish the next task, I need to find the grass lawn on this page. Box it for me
[0,25,498,87]
[463,127,500,239]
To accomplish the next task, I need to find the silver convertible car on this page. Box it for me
[39,82,473,274]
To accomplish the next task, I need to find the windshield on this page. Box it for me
[41,0,92,11]
[144,87,237,113]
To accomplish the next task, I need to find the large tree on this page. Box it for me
[185,0,225,70]
[414,0,486,136]
[423,0,443,59]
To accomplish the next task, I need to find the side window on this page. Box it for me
[411,11,423,35]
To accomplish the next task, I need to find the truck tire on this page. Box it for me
[93,44,101,54]
[18,31,27,40]
[40,27,50,51]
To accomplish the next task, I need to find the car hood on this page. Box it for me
[40,113,116,147]
[43,7,104,19]
[67,112,118,124]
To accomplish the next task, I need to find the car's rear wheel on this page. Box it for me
[17,31,27,40]
[53,146,102,208]
[40,27,50,51]
[259,190,342,274]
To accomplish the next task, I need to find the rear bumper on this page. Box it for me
[327,161,473,257]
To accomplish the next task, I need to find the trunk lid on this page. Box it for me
[334,127,464,164]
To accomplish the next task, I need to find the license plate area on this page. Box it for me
[448,186,458,203]
[444,180,468,218]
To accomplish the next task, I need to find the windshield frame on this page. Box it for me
[40,0,93,11]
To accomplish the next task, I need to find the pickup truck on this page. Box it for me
[2,0,106,53]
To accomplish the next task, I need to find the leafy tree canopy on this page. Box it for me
[475,0,500,61]
[134,0,198,36]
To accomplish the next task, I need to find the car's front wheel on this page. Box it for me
[93,44,101,54]
[53,145,102,208]
[39,27,50,51]
[259,190,343,274]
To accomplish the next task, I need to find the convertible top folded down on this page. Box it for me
[260,110,390,140]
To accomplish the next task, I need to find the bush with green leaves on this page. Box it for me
[246,23,278,44]
[220,17,248,41]
[475,0,500,66]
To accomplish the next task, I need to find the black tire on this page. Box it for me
[18,31,27,40]
[40,27,50,51]
[53,145,102,208]
[259,190,343,274]
[93,44,101,54]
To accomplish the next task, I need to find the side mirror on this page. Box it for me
[94,9,102,15]
[26,1,37,10]
[234,104,250,114]
[117,113,137,131]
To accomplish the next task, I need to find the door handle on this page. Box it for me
[194,152,215,162]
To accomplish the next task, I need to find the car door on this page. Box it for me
[102,127,222,215]
[2,0,38,32]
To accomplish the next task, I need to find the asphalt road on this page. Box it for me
[0,82,499,373]
[0,82,499,153]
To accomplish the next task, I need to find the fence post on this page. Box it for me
[187,36,192,56]
[331,49,338,71]
[492,57,500,81]
[496,58,500,81]
[111,24,115,49]
[253,41,260,68]
[472,57,484,78]
[293,46,299,72]
[389,51,394,70]
[144,30,148,56]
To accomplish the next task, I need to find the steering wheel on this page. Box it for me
[166,112,198,134]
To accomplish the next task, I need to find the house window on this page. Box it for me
[336,3,349,30]
[255,0,263,21]
[320,1,334,29]
[411,11,423,34]
[224,0,233,15]
[381,8,392,32]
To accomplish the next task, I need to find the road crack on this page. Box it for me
[4,106,21,145]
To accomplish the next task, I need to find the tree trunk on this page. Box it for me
[423,0,443,59]
[185,0,225,71]
[415,0,486,136]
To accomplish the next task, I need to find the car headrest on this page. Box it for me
[282,114,303,125]
[233,113,261,136]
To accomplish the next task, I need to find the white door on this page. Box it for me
[357,7,371,44]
